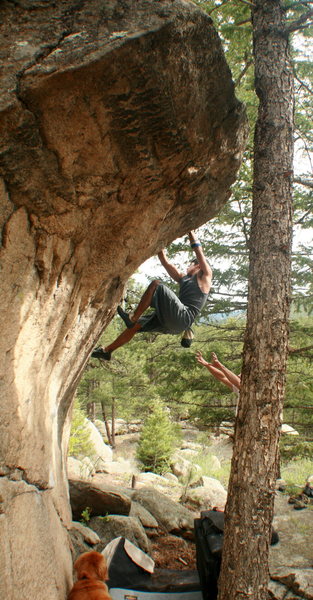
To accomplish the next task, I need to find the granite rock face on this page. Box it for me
[0,0,247,597]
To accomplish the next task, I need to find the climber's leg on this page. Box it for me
[91,322,142,361]
[117,280,160,327]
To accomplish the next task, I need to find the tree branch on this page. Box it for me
[235,18,252,26]
[207,0,229,15]
[294,129,313,173]
[294,177,313,189]
[294,73,313,96]
[235,58,254,87]
[236,197,251,245]
[289,344,313,355]
[286,9,313,32]
[234,0,255,7]
[283,1,313,10]
[284,404,313,410]
[295,208,313,225]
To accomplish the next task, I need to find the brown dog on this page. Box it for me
[68,551,112,600]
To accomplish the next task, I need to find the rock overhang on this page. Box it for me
[2,1,248,250]
[0,2,249,596]
[0,0,249,443]
[0,0,249,404]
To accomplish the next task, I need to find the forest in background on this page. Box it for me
[75,0,312,468]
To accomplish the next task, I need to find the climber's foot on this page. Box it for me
[211,352,219,366]
[91,347,111,361]
[117,306,137,328]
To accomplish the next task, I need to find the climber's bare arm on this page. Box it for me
[188,231,212,293]
[158,249,183,283]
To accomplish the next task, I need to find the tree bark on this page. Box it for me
[101,401,113,447]
[218,1,293,599]
[111,398,116,449]
[87,401,96,422]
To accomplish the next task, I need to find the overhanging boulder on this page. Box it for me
[0,1,248,597]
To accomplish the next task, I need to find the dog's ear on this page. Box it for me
[97,554,109,581]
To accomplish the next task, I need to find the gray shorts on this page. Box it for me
[138,283,194,334]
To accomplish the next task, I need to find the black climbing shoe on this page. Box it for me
[91,347,111,361]
[117,306,136,328]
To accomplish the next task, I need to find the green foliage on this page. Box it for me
[80,506,92,525]
[76,305,313,467]
[281,458,313,488]
[98,514,110,522]
[192,451,231,488]
[188,1,313,320]
[284,319,313,446]
[68,403,96,460]
[136,402,181,474]
[280,435,313,463]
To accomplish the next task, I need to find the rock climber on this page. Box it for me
[91,231,212,361]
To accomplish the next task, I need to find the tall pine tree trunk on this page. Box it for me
[87,401,96,422]
[101,401,113,447]
[111,398,116,449]
[218,1,293,599]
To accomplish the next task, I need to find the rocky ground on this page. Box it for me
[271,493,313,570]
[69,422,313,599]
[105,428,313,572]
[103,428,209,569]
[150,493,313,571]
[152,533,197,570]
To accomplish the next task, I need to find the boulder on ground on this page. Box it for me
[270,567,313,600]
[180,441,203,452]
[131,487,195,539]
[270,493,313,571]
[133,472,183,502]
[70,521,101,546]
[281,424,299,436]
[275,478,287,492]
[69,478,131,521]
[69,527,96,560]
[171,454,202,485]
[130,501,159,530]
[163,473,180,484]
[67,456,96,480]
[184,476,227,511]
[89,515,151,554]
[304,475,313,498]
[84,419,113,468]
[100,458,138,476]
[94,419,108,439]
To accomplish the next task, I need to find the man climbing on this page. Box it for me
[91,231,212,361]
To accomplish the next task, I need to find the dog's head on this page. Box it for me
[74,551,108,582]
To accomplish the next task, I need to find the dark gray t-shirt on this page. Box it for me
[138,274,208,334]
[179,274,208,318]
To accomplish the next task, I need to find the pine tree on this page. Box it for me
[218,0,295,597]
[190,0,313,320]
[68,403,96,460]
[136,402,181,474]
